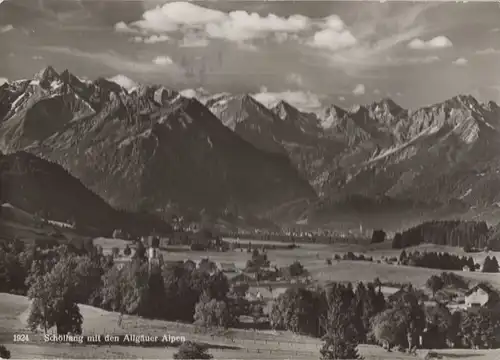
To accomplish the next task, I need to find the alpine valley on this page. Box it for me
[2,66,500,231]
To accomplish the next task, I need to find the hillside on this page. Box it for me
[0,151,171,237]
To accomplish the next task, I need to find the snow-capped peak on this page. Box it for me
[179,87,211,103]
[33,66,60,83]
[107,74,138,92]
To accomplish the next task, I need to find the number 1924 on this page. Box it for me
[13,334,29,342]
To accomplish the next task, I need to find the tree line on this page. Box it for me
[270,277,500,357]
[399,250,475,271]
[391,220,490,249]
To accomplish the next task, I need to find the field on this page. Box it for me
[95,237,500,290]
[3,234,499,359]
[2,293,500,360]
[2,236,500,358]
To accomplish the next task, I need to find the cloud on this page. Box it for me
[153,56,174,66]
[387,55,440,65]
[475,48,500,55]
[40,46,185,77]
[408,36,453,50]
[108,75,138,91]
[178,35,210,48]
[132,34,170,44]
[114,21,140,34]
[252,88,323,112]
[122,2,311,43]
[285,73,304,87]
[396,92,403,97]
[452,57,468,66]
[491,28,500,32]
[338,96,346,102]
[307,15,357,51]
[352,84,365,96]
[310,4,436,74]
[32,55,44,60]
[274,32,299,43]
[236,42,258,51]
[0,77,8,86]
[406,55,440,64]
[374,89,381,95]
[0,24,14,33]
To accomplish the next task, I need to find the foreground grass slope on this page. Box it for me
[2,293,500,360]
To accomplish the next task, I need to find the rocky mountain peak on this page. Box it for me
[317,105,348,129]
[273,100,298,119]
[371,97,404,115]
[33,66,59,82]
[446,94,480,109]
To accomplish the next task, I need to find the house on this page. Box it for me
[462,265,470,272]
[464,284,500,309]
[114,257,132,270]
[229,273,254,283]
[217,262,238,273]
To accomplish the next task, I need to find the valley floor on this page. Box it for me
[95,237,500,289]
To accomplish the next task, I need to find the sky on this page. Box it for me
[1,0,500,112]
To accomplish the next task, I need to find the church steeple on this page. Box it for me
[147,235,162,273]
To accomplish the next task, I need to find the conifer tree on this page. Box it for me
[320,284,361,359]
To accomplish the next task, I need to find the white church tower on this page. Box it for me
[147,236,162,273]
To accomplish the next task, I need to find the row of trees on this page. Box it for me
[391,220,490,249]
[399,250,475,271]
[269,278,500,358]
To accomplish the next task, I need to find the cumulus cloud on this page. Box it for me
[108,74,138,91]
[0,77,8,86]
[475,48,500,55]
[178,35,210,48]
[285,73,304,87]
[338,96,346,102]
[308,15,357,51]
[252,88,323,112]
[114,21,140,34]
[408,36,453,50]
[352,84,365,96]
[273,32,299,43]
[0,24,13,33]
[452,57,468,66]
[153,56,174,66]
[120,2,311,44]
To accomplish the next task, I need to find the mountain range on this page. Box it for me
[1,67,500,231]
[0,67,315,228]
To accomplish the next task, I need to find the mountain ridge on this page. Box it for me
[0,67,316,224]
[3,66,500,230]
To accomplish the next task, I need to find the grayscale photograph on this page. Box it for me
[1,0,500,359]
